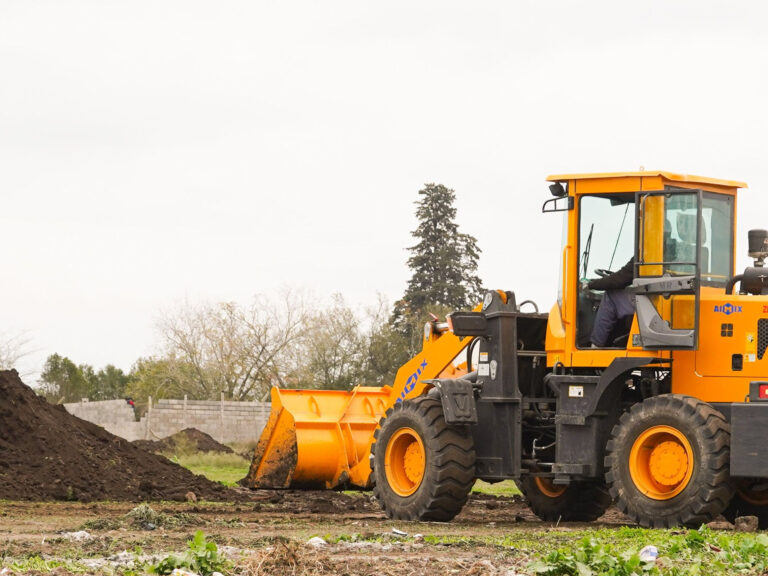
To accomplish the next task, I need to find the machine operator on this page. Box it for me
[588,257,635,347]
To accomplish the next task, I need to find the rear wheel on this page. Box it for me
[605,394,733,527]
[723,479,768,529]
[371,396,475,521]
[517,476,611,522]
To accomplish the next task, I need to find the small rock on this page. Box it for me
[142,522,157,531]
[413,533,424,544]
[62,530,93,542]
[486,500,498,510]
[735,515,759,533]
[307,536,327,548]
[706,520,734,531]
[185,491,197,503]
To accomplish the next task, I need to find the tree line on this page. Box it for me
[37,184,483,408]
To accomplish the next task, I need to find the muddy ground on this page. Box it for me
[0,369,635,575]
[0,489,632,576]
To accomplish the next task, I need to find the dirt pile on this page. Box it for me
[0,370,236,502]
[133,428,234,454]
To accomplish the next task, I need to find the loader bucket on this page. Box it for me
[244,321,474,491]
[244,385,392,490]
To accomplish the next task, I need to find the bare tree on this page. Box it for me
[156,290,311,401]
[0,330,32,373]
[290,293,367,390]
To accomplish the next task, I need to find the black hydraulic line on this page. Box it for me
[466,337,481,373]
[725,274,744,295]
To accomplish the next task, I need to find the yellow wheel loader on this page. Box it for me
[245,171,768,528]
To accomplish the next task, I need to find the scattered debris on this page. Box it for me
[391,528,407,536]
[170,569,200,576]
[638,545,658,562]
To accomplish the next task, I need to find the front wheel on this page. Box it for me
[371,396,475,521]
[605,394,733,528]
[517,476,611,522]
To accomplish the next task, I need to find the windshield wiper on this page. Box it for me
[581,223,594,279]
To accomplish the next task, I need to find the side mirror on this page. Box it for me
[549,182,567,197]
[542,196,574,213]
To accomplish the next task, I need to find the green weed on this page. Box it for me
[150,530,229,576]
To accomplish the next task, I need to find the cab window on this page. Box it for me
[576,194,635,347]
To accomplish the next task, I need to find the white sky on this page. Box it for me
[2,1,768,379]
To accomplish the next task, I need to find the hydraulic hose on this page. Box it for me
[725,274,744,295]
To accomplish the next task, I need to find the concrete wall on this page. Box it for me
[64,396,271,444]
[64,398,143,440]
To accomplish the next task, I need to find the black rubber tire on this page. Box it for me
[722,480,768,529]
[516,476,612,522]
[371,396,475,521]
[605,394,733,528]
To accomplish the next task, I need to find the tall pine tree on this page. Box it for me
[391,183,482,352]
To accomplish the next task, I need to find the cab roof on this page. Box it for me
[546,171,747,189]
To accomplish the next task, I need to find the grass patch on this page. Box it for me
[523,526,768,576]
[471,479,521,497]
[7,554,90,574]
[170,451,250,486]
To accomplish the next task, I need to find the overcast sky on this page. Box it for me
[1,1,767,379]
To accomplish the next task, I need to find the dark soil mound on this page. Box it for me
[133,428,234,455]
[0,370,237,502]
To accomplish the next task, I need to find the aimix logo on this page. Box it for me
[397,359,427,402]
[714,303,743,315]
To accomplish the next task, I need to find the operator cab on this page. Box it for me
[544,171,742,360]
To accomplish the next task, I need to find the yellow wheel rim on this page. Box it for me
[629,425,694,500]
[385,427,425,497]
[534,476,567,498]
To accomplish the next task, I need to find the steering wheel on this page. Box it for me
[594,268,612,278]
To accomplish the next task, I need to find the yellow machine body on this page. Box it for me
[246,170,760,494]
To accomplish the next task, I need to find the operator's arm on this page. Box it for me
[588,258,634,291]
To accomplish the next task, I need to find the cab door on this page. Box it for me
[634,190,702,350]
